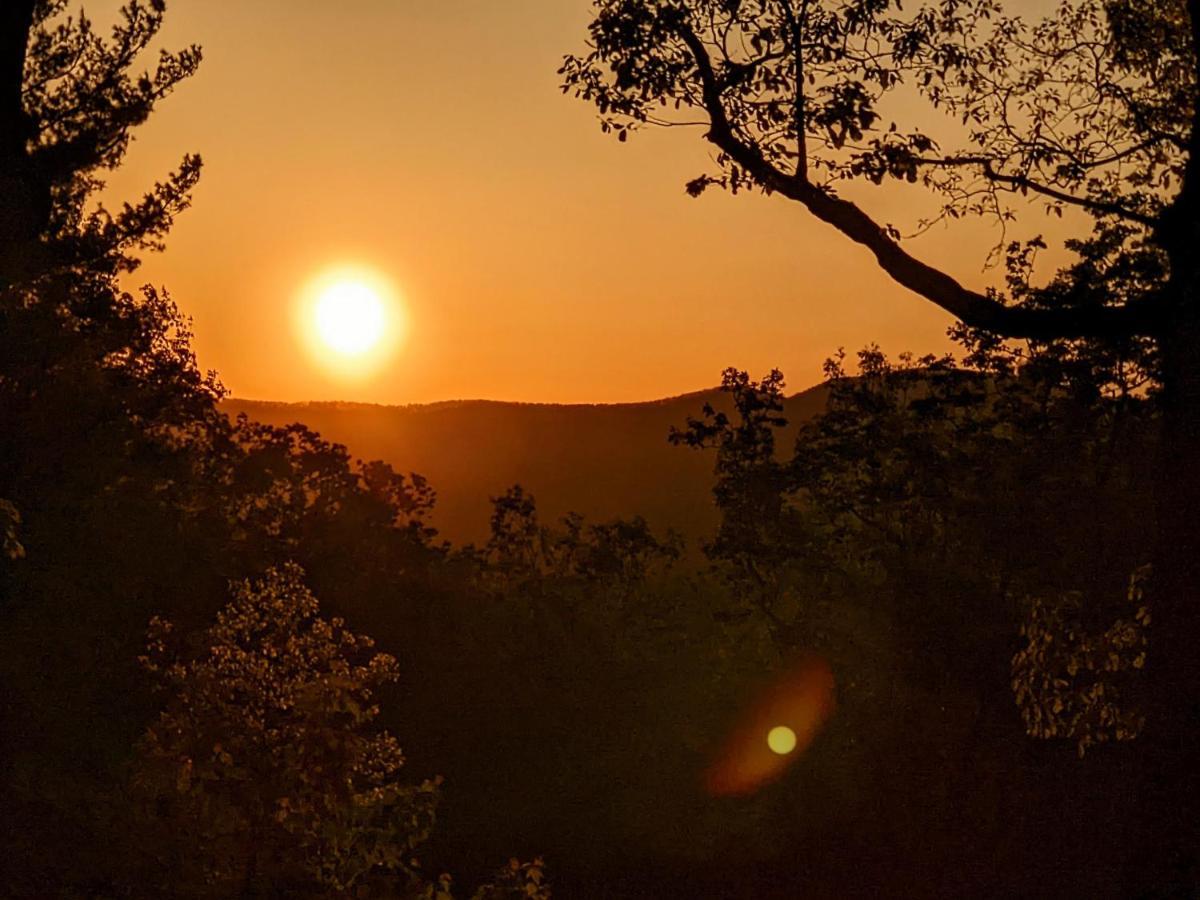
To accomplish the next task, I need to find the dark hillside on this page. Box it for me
[223,385,829,545]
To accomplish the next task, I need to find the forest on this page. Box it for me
[1,0,1198,897]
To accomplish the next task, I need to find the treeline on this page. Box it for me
[0,284,1161,895]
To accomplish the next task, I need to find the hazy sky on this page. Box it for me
[97,0,1070,404]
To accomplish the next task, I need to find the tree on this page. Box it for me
[0,6,558,895]
[469,858,551,900]
[0,0,201,291]
[561,0,1187,338]
[670,355,1159,888]
[0,1,214,515]
[475,485,682,642]
[694,354,1152,732]
[133,564,441,898]
[563,0,1199,887]
[0,8,233,890]
[0,0,222,639]
[669,368,816,649]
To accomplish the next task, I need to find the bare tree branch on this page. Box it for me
[675,21,1160,341]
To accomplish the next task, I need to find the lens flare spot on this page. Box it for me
[704,655,835,797]
[767,725,797,755]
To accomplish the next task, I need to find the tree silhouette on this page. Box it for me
[133,564,440,898]
[668,354,1159,890]
[0,10,225,888]
[670,368,811,649]
[562,0,1187,338]
[0,7,454,893]
[564,1,1200,887]
[0,0,201,291]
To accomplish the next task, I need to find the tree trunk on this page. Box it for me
[0,1,38,290]
[1133,3,1200,890]
[1139,41,1200,878]
[0,1,34,145]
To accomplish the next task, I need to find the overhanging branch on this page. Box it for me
[916,154,1159,228]
[674,20,1162,342]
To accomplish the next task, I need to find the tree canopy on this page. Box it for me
[561,0,1194,340]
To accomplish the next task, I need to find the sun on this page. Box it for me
[297,265,406,380]
[314,280,386,356]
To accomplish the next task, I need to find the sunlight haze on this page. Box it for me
[99,0,1074,403]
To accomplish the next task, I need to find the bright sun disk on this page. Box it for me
[296,265,406,383]
[314,280,387,356]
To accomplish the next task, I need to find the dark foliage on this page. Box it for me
[0,1,1192,897]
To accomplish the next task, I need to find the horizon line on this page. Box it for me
[220,382,827,411]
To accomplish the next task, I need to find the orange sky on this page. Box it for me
[97,0,1070,404]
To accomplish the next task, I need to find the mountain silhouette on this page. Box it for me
[222,384,828,546]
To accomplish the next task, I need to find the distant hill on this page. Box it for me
[222,384,828,546]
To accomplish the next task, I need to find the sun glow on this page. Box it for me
[315,281,386,356]
[704,656,835,796]
[297,266,405,381]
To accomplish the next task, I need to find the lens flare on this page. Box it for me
[767,725,798,755]
[705,655,835,796]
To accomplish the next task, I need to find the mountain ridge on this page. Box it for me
[222,384,828,545]
[223,387,722,414]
